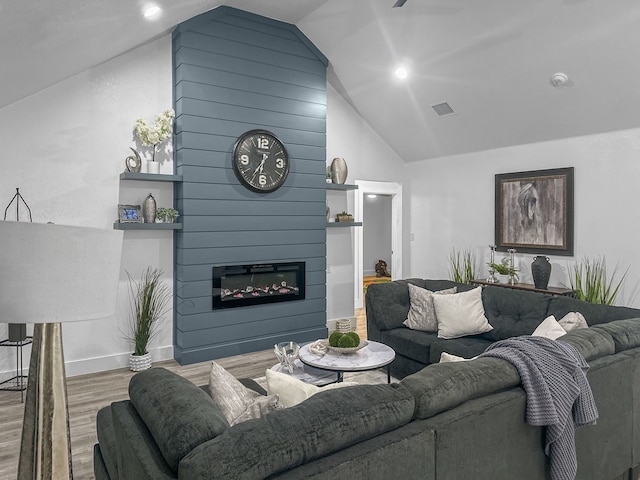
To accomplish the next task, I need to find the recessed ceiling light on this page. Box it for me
[394,66,408,80]
[144,5,161,18]
[367,194,378,199]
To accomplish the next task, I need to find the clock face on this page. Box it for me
[233,130,290,193]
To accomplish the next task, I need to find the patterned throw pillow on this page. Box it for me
[209,361,280,426]
[403,283,457,331]
[558,311,589,332]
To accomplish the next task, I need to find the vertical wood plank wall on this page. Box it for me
[172,7,328,364]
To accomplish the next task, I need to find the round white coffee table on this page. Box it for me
[270,359,337,386]
[298,340,395,383]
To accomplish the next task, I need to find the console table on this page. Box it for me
[471,279,575,297]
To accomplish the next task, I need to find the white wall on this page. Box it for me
[325,84,405,322]
[0,35,175,379]
[405,128,640,307]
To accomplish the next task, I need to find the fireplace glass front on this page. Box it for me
[212,262,305,309]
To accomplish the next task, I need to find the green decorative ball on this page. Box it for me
[329,332,344,347]
[337,334,357,348]
[345,332,360,345]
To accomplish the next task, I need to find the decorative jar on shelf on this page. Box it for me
[142,193,157,223]
[531,256,551,289]
[330,157,348,184]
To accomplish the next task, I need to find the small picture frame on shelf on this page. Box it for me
[118,204,143,223]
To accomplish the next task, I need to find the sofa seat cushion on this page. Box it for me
[179,383,415,479]
[428,336,494,364]
[400,357,520,420]
[481,286,552,340]
[382,328,439,365]
[548,296,640,326]
[129,367,229,472]
[591,318,640,352]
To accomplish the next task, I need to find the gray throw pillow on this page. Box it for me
[209,361,280,426]
[403,283,457,331]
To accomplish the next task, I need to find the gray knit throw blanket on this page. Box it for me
[480,336,598,480]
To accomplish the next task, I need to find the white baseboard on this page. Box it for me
[0,345,175,380]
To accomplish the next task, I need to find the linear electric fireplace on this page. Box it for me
[212,261,305,309]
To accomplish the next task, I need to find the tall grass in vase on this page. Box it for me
[126,267,172,370]
[449,248,476,284]
[570,256,627,305]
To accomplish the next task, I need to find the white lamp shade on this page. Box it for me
[0,221,123,324]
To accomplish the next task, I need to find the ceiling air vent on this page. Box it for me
[431,102,456,117]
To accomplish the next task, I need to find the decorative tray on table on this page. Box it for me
[327,340,368,354]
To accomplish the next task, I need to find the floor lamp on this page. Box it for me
[0,221,123,479]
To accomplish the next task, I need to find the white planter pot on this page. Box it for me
[129,352,152,372]
[147,161,160,174]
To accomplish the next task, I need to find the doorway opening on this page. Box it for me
[354,180,403,309]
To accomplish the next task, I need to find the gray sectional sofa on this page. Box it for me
[94,279,640,479]
[366,278,640,379]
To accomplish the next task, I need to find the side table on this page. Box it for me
[471,279,575,297]
[0,336,32,402]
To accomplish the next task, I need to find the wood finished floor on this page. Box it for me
[0,307,368,480]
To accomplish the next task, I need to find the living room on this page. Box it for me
[2,1,640,478]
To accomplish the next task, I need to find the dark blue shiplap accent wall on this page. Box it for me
[172,7,328,364]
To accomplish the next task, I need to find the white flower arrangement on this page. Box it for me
[133,109,175,162]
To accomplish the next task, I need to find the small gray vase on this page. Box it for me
[142,193,157,224]
[330,157,348,184]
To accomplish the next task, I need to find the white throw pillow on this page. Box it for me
[439,352,477,363]
[209,361,280,426]
[532,315,567,340]
[265,369,359,408]
[403,284,457,331]
[432,287,493,339]
[558,311,588,332]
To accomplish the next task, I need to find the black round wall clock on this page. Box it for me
[233,130,290,193]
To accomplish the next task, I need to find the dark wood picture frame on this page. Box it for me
[495,167,574,256]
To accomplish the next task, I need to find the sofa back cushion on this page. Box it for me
[366,279,465,331]
[400,357,520,420]
[591,318,640,352]
[547,296,640,326]
[559,327,615,361]
[129,367,229,472]
[179,383,415,479]
[366,279,424,331]
[481,286,552,340]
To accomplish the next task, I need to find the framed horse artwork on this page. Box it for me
[495,167,574,256]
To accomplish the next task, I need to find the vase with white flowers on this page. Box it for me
[133,109,175,174]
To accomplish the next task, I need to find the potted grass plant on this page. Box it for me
[570,256,627,305]
[449,247,476,284]
[126,267,172,371]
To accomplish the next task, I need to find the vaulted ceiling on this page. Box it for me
[4,0,640,161]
